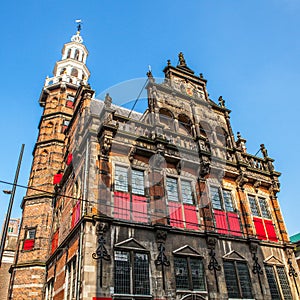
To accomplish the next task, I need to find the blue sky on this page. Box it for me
[0,0,299,235]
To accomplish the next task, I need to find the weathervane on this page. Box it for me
[76,19,82,34]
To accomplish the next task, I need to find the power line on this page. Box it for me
[127,78,148,119]
[0,179,246,233]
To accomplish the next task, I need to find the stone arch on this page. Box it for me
[199,121,212,138]
[178,113,192,135]
[159,108,174,130]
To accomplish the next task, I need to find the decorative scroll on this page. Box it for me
[155,242,170,290]
[208,248,221,293]
[92,223,111,287]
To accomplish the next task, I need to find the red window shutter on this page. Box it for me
[169,202,184,228]
[132,195,148,223]
[71,205,76,228]
[214,209,228,235]
[66,100,74,108]
[71,200,81,228]
[227,212,243,237]
[183,204,199,230]
[264,220,278,242]
[114,191,130,220]
[53,173,63,185]
[51,230,59,254]
[23,239,35,251]
[66,153,73,165]
[253,217,267,240]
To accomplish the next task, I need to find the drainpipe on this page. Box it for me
[76,139,89,299]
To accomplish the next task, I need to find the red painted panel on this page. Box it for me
[253,217,267,240]
[51,230,59,254]
[53,173,63,185]
[184,204,199,230]
[227,212,243,237]
[71,200,81,228]
[264,219,278,242]
[132,195,148,223]
[23,239,34,251]
[66,100,74,108]
[66,153,73,165]
[169,202,184,228]
[214,209,228,234]
[114,191,130,220]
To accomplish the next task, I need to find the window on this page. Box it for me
[114,166,147,223]
[66,257,77,300]
[71,68,78,77]
[62,120,70,133]
[248,195,260,217]
[209,186,234,211]
[66,95,75,108]
[174,256,206,291]
[224,260,253,299]
[74,49,80,60]
[265,265,293,300]
[115,165,129,192]
[45,279,54,300]
[166,177,179,202]
[23,228,36,251]
[131,169,144,195]
[114,250,150,296]
[209,186,242,236]
[166,177,198,230]
[248,195,278,242]
[181,180,194,204]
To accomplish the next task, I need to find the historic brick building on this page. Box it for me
[8,27,300,300]
[0,218,20,299]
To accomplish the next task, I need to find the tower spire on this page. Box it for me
[76,19,82,34]
[44,21,90,87]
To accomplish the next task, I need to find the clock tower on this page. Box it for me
[8,24,90,300]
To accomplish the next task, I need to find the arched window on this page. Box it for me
[60,68,66,75]
[50,97,58,108]
[74,49,80,60]
[67,49,71,58]
[178,114,192,135]
[199,121,211,139]
[159,108,174,130]
[40,150,49,165]
[71,68,78,77]
[45,122,54,135]
[81,53,85,62]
